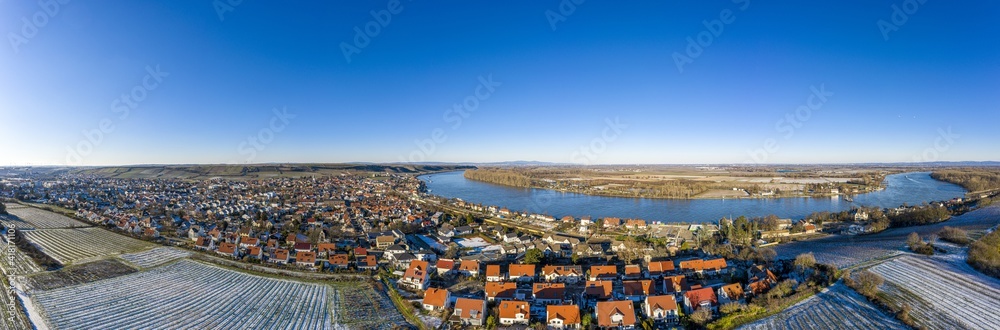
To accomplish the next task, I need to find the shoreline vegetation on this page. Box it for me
[462,166,891,200]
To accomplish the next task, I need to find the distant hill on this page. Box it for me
[7,164,474,180]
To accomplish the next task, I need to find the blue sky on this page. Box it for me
[1,0,998,166]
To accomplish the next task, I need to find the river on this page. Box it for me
[419,171,966,223]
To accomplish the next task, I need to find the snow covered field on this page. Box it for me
[740,283,907,330]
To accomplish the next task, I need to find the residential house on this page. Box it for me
[643,295,678,324]
[702,258,728,275]
[623,280,654,302]
[603,217,622,228]
[328,254,350,270]
[508,264,535,282]
[683,287,718,313]
[375,235,395,249]
[316,242,337,257]
[216,242,238,258]
[400,260,431,291]
[485,282,518,302]
[596,300,637,329]
[623,265,643,280]
[293,242,312,253]
[485,264,503,282]
[678,259,705,274]
[423,287,450,311]
[271,249,290,264]
[458,260,480,277]
[663,275,689,294]
[437,259,457,276]
[246,245,263,259]
[497,300,530,326]
[532,282,566,305]
[624,219,647,230]
[295,251,316,268]
[647,260,675,278]
[718,283,744,304]
[547,305,581,329]
[451,298,486,327]
[543,265,584,283]
[356,255,378,271]
[585,281,614,301]
[589,265,618,281]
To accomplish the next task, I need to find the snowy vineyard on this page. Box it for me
[740,283,908,330]
[5,206,90,229]
[120,247,192,268]
[332,282,408,329]
[870,255,1000,330]
[23,228,152,265]
[33,259,336,330]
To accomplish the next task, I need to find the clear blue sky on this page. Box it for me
[2,1,998,166]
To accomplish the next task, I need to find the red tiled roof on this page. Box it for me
[646,295,677,312]
[648,260,675,274]
[685,287,718,307]
[485,282,517,299]
[546,305,581,325]
[585,281,613,299]
[454,298,486,321]
[509,264,535,277]
[596,300,636,327]
[497,300,529,320]
[423,288,449,308]
[623,280,653,296]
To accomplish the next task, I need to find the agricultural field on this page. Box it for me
[32,259,336,329]
[869,254,1000,329]
[120,247,191,268]
[333,281,409,329]
[0,236,43,275]
[25,259,138,291]
[4,205,90,229]
[740,283,907,330]
[776,205,1000,268]
[23,227,153,265]
[0,276,31,330]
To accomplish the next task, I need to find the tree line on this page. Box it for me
[931,169,1000,192]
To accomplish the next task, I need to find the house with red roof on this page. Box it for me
[356,255,377,271]
[485,264,503,282]
[623,280,654,302]
[508,264,535,282]
[623,264,643,280]
[647,260,675,278]
[683,287,718,313]
[436,259,457,276]
[295,251,316,268]
[216,242,238,258]
[485,282,518,302]
[458,260,480,277]
[547,305,581,329]
[644,295,678,323]
[543,265,584,283]
[328,254,350,270]
[401,260,431,291]
[450,298,487,326]
[589,265,618,281]
[270,249,289,264]
[596,300,637,329]
[585,280,614,301]
[532,282,566,305]
[423,287,450,311]
[498,300,530,326]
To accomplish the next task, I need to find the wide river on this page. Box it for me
[419,171,966,223]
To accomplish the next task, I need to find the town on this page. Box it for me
[2,168,930,329]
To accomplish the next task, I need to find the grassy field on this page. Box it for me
[463,165,889,199]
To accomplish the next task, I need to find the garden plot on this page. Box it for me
[24,227,153,265]
[6,206,90,229]
[32,259,336,330]
[740,283,907,330]
[120,247,191,268]
[870,255,1000,330]
[333,281,408,329]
